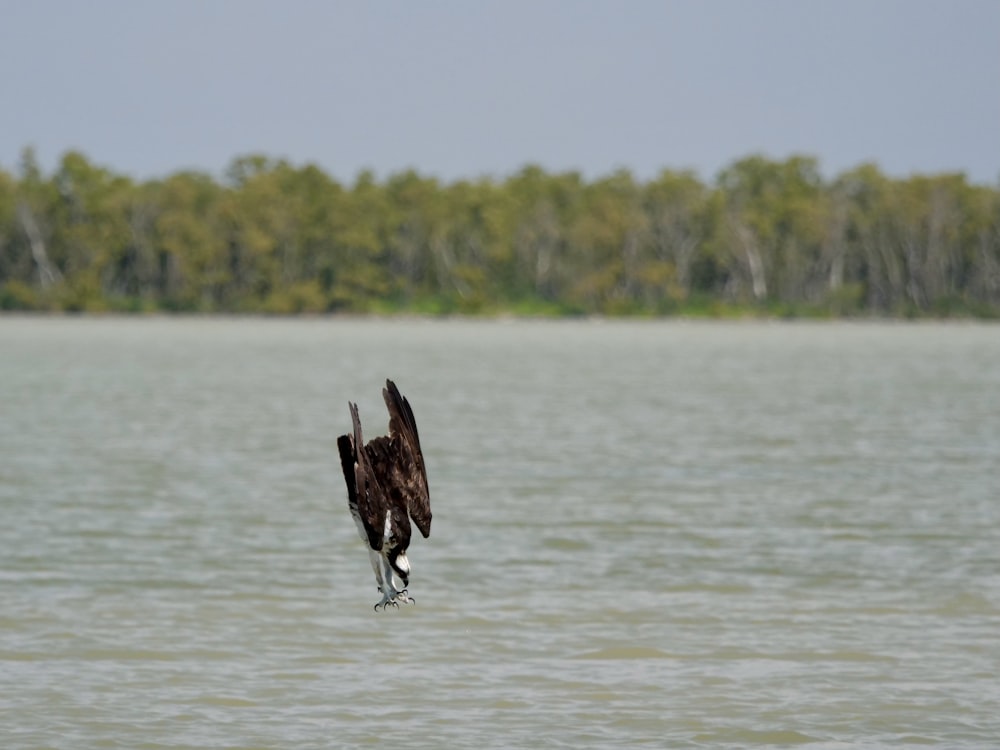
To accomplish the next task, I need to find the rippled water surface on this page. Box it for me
[2,317,999,749]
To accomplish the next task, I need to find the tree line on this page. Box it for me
[2,148,998,316]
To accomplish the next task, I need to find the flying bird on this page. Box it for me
[337,379,432,610]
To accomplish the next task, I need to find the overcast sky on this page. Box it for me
[2,0,998,185]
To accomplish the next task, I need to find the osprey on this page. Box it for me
[337,379,432,610]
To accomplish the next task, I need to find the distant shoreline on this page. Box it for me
[2,309,997,323]
[5,153,999,320]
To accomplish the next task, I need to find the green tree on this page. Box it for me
[146,171,225,310]
[2,147,999,317]
[716,155,827,308]
[643,169,711,307]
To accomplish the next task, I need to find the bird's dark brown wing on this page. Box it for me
[339,401,385,551]
[336,434,358,509]
[382,379,432,538]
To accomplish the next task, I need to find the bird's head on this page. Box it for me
[388,548,410,587]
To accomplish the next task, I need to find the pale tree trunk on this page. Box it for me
[829,247,845,292]
[621,229,641,298]
[826,192,848,294]
[430,235,470,299]
[674,236,698,294]
[17,202,62,288]
[514,203,560,298]
[735,223,767,301]
[924,187,958,302]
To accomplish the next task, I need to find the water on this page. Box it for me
[1,317,998,749]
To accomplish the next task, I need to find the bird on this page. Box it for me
[337,379,432,610]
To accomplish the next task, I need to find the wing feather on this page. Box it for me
[383,379,432,538]
[343,401,384,551]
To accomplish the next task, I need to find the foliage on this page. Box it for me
[2,148,999,317]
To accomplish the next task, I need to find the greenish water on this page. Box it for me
[2,317,999,749]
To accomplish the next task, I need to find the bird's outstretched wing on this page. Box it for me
[383,379,432,538]
[338,401,385,551]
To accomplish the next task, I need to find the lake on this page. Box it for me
[1,317,998,748]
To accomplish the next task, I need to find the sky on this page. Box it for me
[2,0,998,186]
